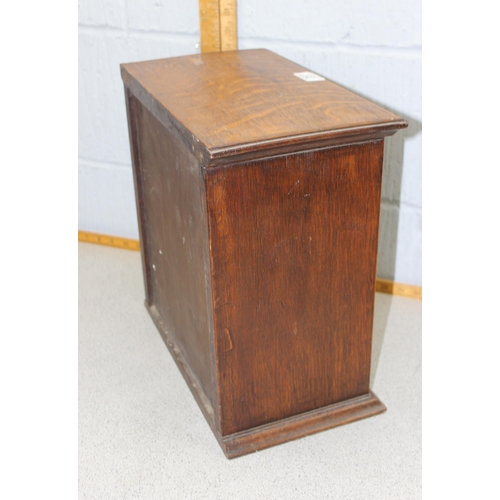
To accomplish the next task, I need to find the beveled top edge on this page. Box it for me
[206,120,407,163]
[121,49,408,167]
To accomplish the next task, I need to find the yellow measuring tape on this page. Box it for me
[375,279,422,300]
[79,231,421,299]
[78,231,140,251]
[199,0,238,53]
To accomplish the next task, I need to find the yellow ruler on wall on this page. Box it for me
[79,231,422,299]
[199,0,238,53]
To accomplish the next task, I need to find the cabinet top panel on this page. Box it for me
[121,49,406,164]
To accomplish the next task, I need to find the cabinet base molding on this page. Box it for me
[146,299,386,459]
[219,392,386,459]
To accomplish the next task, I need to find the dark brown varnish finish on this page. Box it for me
[121,49,407,458]
[131,96,217,415]
[208,142,384,436]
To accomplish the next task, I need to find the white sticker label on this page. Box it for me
[294,71,325,82]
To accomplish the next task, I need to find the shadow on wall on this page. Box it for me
[319,75,422,284]
[341,91,421,385]
[369,113,421,387]
[379,111,422,282]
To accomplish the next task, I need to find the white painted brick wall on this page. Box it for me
[78,0,127,29]
[79,160,139,238]
[127,0,199,33]
[238,0,421,48]
[79,0,421,285]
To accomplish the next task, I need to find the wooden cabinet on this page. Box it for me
[121,49,407,458]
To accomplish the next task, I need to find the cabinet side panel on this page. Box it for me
[207,142,384,435]
[134,98,216,411]
[125,87,153,303]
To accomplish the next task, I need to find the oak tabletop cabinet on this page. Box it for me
[121,49,407,458]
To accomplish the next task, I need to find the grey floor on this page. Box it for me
[79,242,421,499]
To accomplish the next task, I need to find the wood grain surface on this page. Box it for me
[121,49,408,457]
[207,141,385,435]
[128,93,218,416]
[221,391,386,458]
[120,49,406,163]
